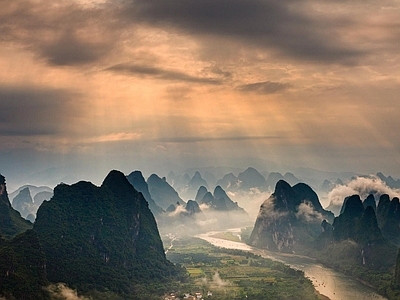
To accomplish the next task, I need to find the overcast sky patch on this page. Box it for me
[123,0,365,64]
[0,85,80,136]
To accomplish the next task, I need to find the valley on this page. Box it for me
[164,235,322,300]
[2,167,400,299]
[195,228,387,300]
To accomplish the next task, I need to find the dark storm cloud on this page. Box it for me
[0,0,372,67]
[106,63,222,84]
[123,0,364,64]
[237,81,292,94]
[0,0,119,66]
[38,30,114,66]
[0,85,79,136]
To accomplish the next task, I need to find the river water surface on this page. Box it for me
[196,229,387,300]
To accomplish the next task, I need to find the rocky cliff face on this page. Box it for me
[0,175,9,208]
[0,174,32,238]
[249,180,333,252]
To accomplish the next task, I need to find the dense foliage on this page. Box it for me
[32,170,182,298]
[0,171,193,300]
[0,230,50,300]
[312,198,400,299]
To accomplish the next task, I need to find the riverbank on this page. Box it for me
[196,229,387,300]
[166,235,321,300]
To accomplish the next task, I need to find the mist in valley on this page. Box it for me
[156,194,255,237]
[326,175,400,215]
[4,166,400,300]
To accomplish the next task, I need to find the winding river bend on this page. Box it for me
[196,229,387,300]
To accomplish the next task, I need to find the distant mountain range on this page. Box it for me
[9,166,400,226]
[167,167,304,202]
[3,167,400,299]
[153,183,250,233]
[377,172,400,189]
[8,185,53,221]
[196,185,247,213]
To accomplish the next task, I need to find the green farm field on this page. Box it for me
[165,237,326,300]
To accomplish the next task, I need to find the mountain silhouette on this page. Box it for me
[11,187,33,218]
[237,167,267,190]
[147,174,185,209]
[0,174,32,238]
[250,180,333,252]
[185,171,209,199]
[33,170,180,298]
[126,170,164,215]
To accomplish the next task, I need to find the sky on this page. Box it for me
[1,0,400,187]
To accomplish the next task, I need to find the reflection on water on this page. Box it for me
[196,230,387,300]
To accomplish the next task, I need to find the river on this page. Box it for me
[196,228,387,300]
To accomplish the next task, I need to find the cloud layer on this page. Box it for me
[1,0,400,184]
[125,0,363,64]
[327,176,400,215]
[107,63,222,84]
[0,85,80,136]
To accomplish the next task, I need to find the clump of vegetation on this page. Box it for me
[0,230,50,300]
